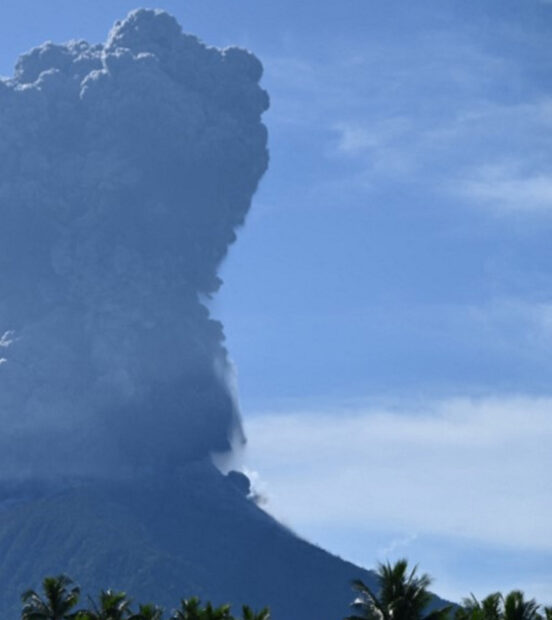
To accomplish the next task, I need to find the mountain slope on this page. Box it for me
[0,462,379,620]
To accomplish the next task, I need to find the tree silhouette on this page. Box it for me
[170,598,232,620]
[76,589,132,620]
[241,605,270,620]
[503,591,540,620]
[347,559,451,620]
[128,603,164,620]
[456,593,502,620]
[455,591,542,620]
[22,575,81,620]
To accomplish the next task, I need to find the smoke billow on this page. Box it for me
[0,9,268,477]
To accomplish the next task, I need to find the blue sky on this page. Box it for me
[1,0,551,605]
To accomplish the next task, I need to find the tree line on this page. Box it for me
[20,575,269,620]
[20,560,551,620]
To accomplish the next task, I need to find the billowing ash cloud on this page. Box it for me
[0,9,268,477]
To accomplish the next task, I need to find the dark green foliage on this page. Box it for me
[455,593,502,620]
[23,560,551,620]
[503,591,540,620]
[455,592,544,620]
[346,559,452,620]
[75,590,132,620]
[241,605,270,620]
[170,598,233,620]
[21,580,265,620]
[171,598,204,620]
[347,558,551,620]
[21,575,80,620]
[127,603,164,620]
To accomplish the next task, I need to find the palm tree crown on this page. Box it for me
[22,575,81,620]
[456,591,543,620]
[170,598,233,620]
[241,606,270,620]
[128,603,164,620]
[76,589,132,620]
[347,559,451,620]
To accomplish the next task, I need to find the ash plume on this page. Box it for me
[0,9,268,477]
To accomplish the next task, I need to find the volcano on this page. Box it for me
[0,10,451,620]
[0,464,379,619]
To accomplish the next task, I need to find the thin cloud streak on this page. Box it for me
[244,397,552,551]
[265,33,552,215]
[463,165,552,212]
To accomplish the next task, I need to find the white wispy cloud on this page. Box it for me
[463,165,552,212]
[266,33,552,216]
[244,396,552,551]
[332,98,552,209]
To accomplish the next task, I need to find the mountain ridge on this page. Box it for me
[0,462,381,620]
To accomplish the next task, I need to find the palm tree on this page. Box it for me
[75,590,132,620]
[455,591,541,620]
[456,593,502,620]
[347,559,452,620]
[170,598,232,620]
[241,605,270,620]
[503,592,540,620]
[128,603,163,620]
[22,575,81,620]
[201,602,232,620]
[170,598,203,620]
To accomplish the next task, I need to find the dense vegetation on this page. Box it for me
[346,559,551,620]
[20,561,551,620]
[20,575,269,620]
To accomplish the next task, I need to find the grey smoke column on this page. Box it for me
[0,9,268,476]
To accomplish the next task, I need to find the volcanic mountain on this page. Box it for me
[0,10,450,620]
[0,464,380,619]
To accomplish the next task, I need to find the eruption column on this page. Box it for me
[0,9,269,477]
